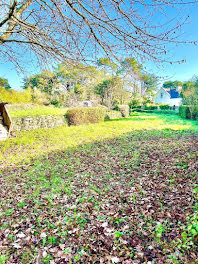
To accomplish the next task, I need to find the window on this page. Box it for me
[161,93,163,98]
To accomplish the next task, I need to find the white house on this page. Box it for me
[154,87,182,107]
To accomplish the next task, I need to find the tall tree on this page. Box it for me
[163,81,183,89]
[0,77,11,89]
[0,0,197,69]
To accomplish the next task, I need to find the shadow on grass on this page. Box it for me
[0,112,197,169]
[1,127,197,171]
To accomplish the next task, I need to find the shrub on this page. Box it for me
[144,104,158,110]
[105,110,122,120]
[51,100,60,107]
[66,107,106,125]
[118,105,129,117]
[112,99,120,110]
[0,87,33,104]
[179,105,198,120]
[159,104,170,110]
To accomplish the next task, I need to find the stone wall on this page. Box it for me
[11,115,67,132]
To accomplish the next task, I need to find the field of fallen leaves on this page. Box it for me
[0,113,198,263]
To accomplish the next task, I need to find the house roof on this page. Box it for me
[167,89,181,99]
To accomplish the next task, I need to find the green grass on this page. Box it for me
[9,106,68,118]
[0,112,197,167]
[0,112,197,263]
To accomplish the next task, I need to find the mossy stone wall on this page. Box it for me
[11,115,67,132]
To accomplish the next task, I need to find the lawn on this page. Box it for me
[9,106,68,118]
[0,112,197,167]
[0,113,197,263]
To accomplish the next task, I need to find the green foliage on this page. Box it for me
[129,93,142,109]
[181,83,198,107]
[115,230,123,238]
[105,110,122,120]
[142,74,158,102]
[159,104,170,110]
[179,105,198,120]
[0,254,8,264]
[66,107,106,125]
[153,223,166,241]
[112,99,120,110]
[0,78,11,89]
[118,105,130,117]
[97,58,118,71]
[74,84,84,95]
[94,76,130,108]
[50,100,60,107]
[177,213,198,251]
[94,79,114,100]
[24,70,58,95]
[0,87,32,103]
[121,57,143,74]
[163,81,183,89]
[144,104,158,110]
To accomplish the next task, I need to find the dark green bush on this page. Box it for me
[51,100,60,107]
[66,107,106,125]
[179,105,198,120]
[144,105,158,110]
[118,105,130,117]
[159,104,170,110]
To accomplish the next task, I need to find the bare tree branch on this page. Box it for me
[0,0,197,69]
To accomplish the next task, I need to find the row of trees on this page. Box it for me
[23,58,158,108]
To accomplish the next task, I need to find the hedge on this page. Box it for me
[66,107,106,125]
[118,105,130,117]
[144,105,158,110]
[159,104,170,110]
[131,109,178,115]
[179,105,198,120]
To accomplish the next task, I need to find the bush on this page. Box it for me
[118,105,129,117]
[144,104,158,110]
[159,104,170,110]
[51,100,60,107]
[179,105,198,120]
[0,87,33,104]
[66,107,106,125]
[112,99,120,110]
[105,110,122,120]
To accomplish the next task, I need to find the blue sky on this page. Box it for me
[0,2,198,90]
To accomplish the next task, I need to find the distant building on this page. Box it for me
[154,87,182,107]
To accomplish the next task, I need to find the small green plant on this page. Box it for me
[177,213,198,251]
[0,254,8,264]
[47,236,57,245]
[114,230,123,238]
[153,222,166,241]
[17,201,27,208]
[42,254,53,264]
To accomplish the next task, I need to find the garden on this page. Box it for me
[0,112,197,263]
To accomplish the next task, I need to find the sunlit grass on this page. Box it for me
[9,106,68,118]
[0,112,197,167]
